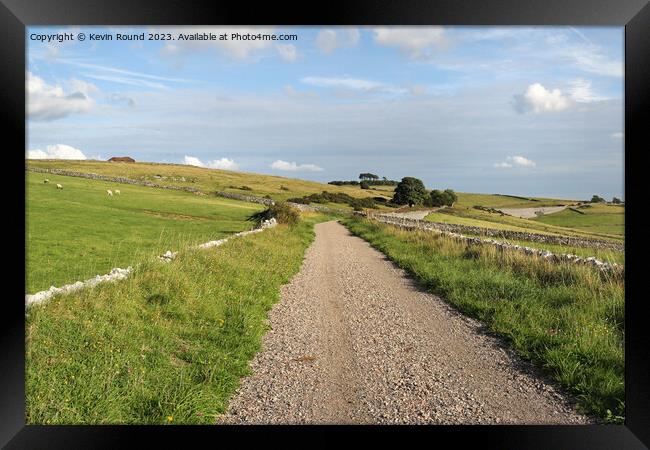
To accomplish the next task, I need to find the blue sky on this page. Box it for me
[27,26,624,200]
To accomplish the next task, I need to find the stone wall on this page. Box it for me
[356,212,623,273]
[367,212,624,252]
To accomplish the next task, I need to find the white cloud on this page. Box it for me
[27,72,96,120]
[513,83,570,113]
[301,76,407,95]
[315,28,360,54]
[567,78,604,103]
[183,155,205,167]
[270,160,323,172]
[158,27,278,60]
[494,155,536,168]
[611,132,624,139]
[183,155,240,170]
[276,44,298,62]
[373,27,446,58]
[207,158,239,170]
[569,47,623,77]
[27,144,87,160]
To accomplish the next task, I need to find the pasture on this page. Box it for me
[27,160,392,202]
[26,216,325,424]
[26,172,263,293]
[533,203,625,237]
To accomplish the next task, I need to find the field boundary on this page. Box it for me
[25,218,278,308]
[367,212,623,251]
[26,167,346,215]
[360,213,623,272]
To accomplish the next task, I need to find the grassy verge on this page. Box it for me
[533,204,625,237]
[343,217,624,423]
[26,172,263,293]
[26,216,325,424]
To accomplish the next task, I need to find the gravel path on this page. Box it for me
[220,220,591,424]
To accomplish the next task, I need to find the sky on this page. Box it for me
[26,26,624,200]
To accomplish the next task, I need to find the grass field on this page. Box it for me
[343,217,624,423]
[26,171,264,293]
[425,206,623,242]
[27,159,391,202]
[533,204,625,237]
[455,192,577,209]
[26,215,330,424]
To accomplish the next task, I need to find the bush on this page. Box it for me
[280,186,290,191]
[248,202,300,226]
[360,181,370,189]
[590,195,606,203]
[427,189,457,207]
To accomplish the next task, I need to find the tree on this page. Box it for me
[612,197,622,204]
[392,177,428,206]
[359,173,379,181]
[360,181,370,189]
[590,195,606,203]
[428,189,457,207]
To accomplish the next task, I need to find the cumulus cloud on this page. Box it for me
[373,27,446,58]
[315,28,360,54]
[276,44,298,62]
[207,157,240,170]
[27,72,96,120]
[27,144,87,160]
[184,155,240,170]
[270,160,323,172]
[494,155,536,168]
[513,83,570,113]
[183,155,205,167]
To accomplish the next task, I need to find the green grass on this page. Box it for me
[455,192,576,209]
[27,159,389,202]
[343,217,624,423]
[26,216,325,424]
[533,204,625,237]
[425,206,623,242]
[26,172,264,293]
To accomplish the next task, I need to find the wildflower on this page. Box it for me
[167,415,173,423]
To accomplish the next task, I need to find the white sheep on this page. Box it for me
[56,184,63,189]
[107,190,113,196]
[44,179,50,184]
[114,189,121,195]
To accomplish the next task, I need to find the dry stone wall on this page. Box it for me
[358,212,623,273]
[368,212,623,252]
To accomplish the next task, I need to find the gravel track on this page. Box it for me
[220,220,591,424]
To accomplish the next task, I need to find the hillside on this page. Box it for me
[26,160,393,202]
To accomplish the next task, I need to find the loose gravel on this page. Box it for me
[220,220,592,424]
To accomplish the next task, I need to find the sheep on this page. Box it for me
[107,190,113,196]
[44,179,50,184]
[114,189,121,195]
[56,184,63,189]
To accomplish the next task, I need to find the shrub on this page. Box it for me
[590,195,606,203]
[248,202,300,226]
[428,189,458,207]
[360,181,370,189]
[280,185,290,191]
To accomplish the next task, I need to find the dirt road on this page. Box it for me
[220,220,590,424]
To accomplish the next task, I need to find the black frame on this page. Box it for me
[3,0,649,447]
